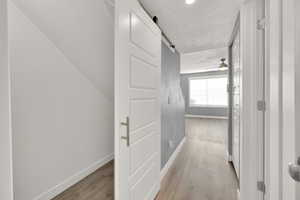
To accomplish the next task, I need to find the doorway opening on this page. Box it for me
[181,48,239,199]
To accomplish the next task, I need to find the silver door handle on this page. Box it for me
[288,157,300,182]
[120,117,130,147]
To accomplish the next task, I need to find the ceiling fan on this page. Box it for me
[219,58,228,68]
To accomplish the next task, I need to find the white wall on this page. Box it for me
[8,0,114,199]
[0,0,13,199]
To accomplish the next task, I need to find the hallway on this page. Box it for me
[51,118,238,200]
[156,118,238,200]
[0,0,281,199]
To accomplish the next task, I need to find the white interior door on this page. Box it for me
[114,0,162,200]
[282,0,300,199]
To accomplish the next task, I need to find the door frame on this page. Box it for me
[0,0,14,199]
[228,13,241,179]
[239,0,266,199]
[228,13,240,165]
[265,0,299,199]
[264,0,283,199]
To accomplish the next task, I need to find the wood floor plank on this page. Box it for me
[156,118,238,200]
[51,118,237,200]
[51,161,113,200]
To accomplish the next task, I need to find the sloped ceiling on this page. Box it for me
[139,0,241,53]
[10,0,115,99]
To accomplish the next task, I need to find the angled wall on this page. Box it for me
[8,0,114,199]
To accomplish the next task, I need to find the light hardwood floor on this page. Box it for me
[156,118,238,200]
[52,118,238,200]
[52,161,114,200]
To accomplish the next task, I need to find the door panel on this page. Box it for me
[130,99,156,130]
[130,133,159,173]
[130,157,160,200]
[130,13,160,57]
[130,57,158,89]
[115,0,161,200]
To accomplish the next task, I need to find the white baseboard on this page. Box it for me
[160,137,186,181]
[33,153,114,200]
[185,114,228,119]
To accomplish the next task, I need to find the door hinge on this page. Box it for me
[257,100,266,111]
[257,18,266,30]
[257,181,266,193]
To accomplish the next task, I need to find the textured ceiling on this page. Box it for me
[139,0,241,53]
[180,47,228,74]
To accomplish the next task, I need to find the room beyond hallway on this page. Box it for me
[156,118,238,200]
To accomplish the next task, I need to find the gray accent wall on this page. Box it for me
[161,42,185,168]
[181,71,228,117]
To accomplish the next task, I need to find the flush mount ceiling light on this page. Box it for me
[185,0,195,5]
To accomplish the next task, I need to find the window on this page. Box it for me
[189,76,228,107]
